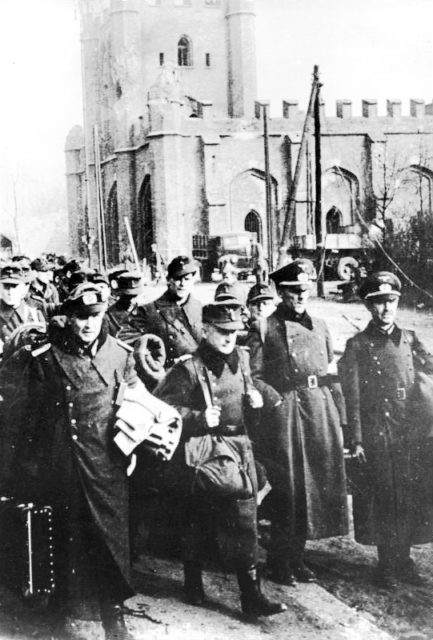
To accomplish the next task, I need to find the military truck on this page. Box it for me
[192,232,258,281]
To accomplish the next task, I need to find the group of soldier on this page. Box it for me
[0,250,433,640]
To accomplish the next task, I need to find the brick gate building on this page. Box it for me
[66,0,433,269]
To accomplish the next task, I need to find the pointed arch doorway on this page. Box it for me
[244,209,263,244]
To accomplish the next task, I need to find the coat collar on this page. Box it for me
[197,340,239,378]
[365,320,402,346]
[51,326,116,387]
[275,303,313,331]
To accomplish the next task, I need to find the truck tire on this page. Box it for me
[337,256,359,281]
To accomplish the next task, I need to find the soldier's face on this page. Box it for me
[168,272,196,300]
[278,286,310,314]
[0,282,26,308]
[69,310,105,344]
[366,296,399,329]
[203,323,238,354]
[249,298,276,320]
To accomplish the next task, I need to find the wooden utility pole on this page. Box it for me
[314,65,325,297]
[94,125,108,271]
[278,68,321,266]
[258,101,273,272]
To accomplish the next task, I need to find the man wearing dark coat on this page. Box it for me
[154,302,286,617]
[248,259,348,586]
[0,263,45,356]
[106,271,145,340]
[128,255,202,377]
[0,282,137,640]
[28,258,60,314]
[339,271,433,589]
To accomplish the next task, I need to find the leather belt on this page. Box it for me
[286,374,331,391]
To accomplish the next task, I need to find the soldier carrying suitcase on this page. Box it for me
[0,282,140,640]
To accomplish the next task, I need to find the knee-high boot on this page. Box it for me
[237,565,287,617]
[183,561,205,605]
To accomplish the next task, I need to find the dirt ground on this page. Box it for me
[2,283,433,640]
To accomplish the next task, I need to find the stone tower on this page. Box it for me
[79,0,258,135]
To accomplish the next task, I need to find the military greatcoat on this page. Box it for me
[1,327,137,602]
[154,342,259,569]
[0,300,45,346]
[338,322,433,546]
[248,304,348,540]
[128,289,203,367]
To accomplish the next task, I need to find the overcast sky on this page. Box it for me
[0,0,432,252]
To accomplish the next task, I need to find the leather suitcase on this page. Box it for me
[0,497,55,597]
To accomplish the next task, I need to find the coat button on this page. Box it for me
[72,434,78,441]
[66,385,71,391]
[384,411,390,417]
[68,402,73,408]
[71,419,77,425]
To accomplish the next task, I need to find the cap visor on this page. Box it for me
[211,321,244,330]
[364,291,400,300]
[0,277,22,285]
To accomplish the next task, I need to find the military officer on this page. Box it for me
[248,259,348,586]
[339,271,433,589]
[128,255,202,380]
[28,257,59,316]
[155,302,286,617]
[106,271,145,340]
[0,282,137,639]
[0,263,45,356]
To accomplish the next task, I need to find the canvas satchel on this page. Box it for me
[184,358,256,499]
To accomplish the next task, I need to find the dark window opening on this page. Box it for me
[326,206,342,234]
[245,210,262,245]
[178,36,192,66]
[205,53,211,67]
[115,81,122,99]
[159,52,164,66]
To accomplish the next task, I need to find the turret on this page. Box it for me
[225,0,257,118]
[109,0,143,147]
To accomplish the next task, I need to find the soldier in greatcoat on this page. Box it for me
[0,282,137,640]
[0,263,45,356]
[339,271,433,588]
[154,302,286,617]
[128,255,202,379]
[106,271,146,340]
[247,259,348,586]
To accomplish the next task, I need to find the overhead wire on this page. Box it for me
[319,113,433,302]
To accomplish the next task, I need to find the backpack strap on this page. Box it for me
[191,358,214,409]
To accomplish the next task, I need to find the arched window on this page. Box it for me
[106,182,120,266]
[245,210,263,245]
[178,36,192,67]
[137,175,155,261]
[326,206,342,234]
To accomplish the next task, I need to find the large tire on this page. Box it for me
[337,256,359,281]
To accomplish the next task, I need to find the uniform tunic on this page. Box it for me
[248,304,348,548]
[1,328,137,609]
[128,289,203,368]
[0,300,45,347]
[339,322,433,548]
[106,299,139,342]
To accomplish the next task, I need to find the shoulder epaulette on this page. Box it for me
[31,343,52,357]
[177,353,193,362]
[115,338,134,353]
